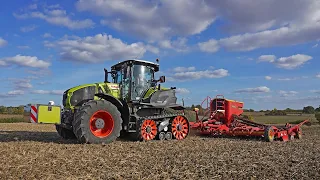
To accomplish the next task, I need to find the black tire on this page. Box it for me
[56,125,77,139]
[295,129,302,139]
[264,126,274,142]
[72,100,122,144]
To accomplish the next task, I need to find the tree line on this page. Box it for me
[0,106,25,115]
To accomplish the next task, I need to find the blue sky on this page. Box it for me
[1,0,320,110]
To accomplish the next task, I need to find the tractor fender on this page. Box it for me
[95,93,123,109]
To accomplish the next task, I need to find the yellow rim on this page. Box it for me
[268,129,273,140]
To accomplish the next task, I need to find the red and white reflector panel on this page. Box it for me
[30,105,38,123]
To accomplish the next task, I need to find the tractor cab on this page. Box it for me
[106,59,164,102]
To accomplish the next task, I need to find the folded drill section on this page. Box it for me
[189,95,309,142]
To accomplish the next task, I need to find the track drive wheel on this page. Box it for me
[72,100,122,144]
[56,125,77,139]
[171,116,189,140]
[140,119,158,141]
[264,126,275,142]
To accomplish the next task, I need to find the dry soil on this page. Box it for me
[0,123,319,180]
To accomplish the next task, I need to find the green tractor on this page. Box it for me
[56,59,190,144]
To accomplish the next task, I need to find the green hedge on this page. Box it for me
[0,118,28,123]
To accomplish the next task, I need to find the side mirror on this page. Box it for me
[159,76,165,83]
[104,68,108,83]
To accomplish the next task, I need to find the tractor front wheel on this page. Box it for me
[72,100,122,144]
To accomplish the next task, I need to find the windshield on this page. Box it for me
[114,65,131,100]
[132,65,154,100]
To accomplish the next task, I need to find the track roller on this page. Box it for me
[165,132,172,140]
[171,116,189,140]
[158,132,166,140]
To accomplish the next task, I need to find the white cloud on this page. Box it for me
[275,54,312,69]
[145,45,159,54]
[277,78,297,81]
[310,90,320,94]
[28,4,37,10]
[17,46,30,49]
[158,38,189,52]
[175,88,190,94]
[265,76,272,80]
[47,4,61,9]
[198,39,219,53]
[26,69,51,76]
[234,86,270,93]
[0,55,51,68]
[170,68,229,81]
[197,0,320,52]
[258,55,276,63]
[258,54,312,69]
[0,90,24,98]
[173,67,196,72]
[55,33,147,63]
[20,25,37,32]
[77,0,216,40]
[316,74,320,78]
[10,79,33,89]
[7,90,24,95]
[158,40,172,49]
[0,37,8,47]
[43,40,55,48]
[31,90,64,95]
[279,90,298,97]
[313,44,318,48]
[42,33,53,38]
[14,5,94,30]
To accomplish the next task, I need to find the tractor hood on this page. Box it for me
[62,82,120,108]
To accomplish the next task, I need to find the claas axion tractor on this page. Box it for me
[30,59,190,144]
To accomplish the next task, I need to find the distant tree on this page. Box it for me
[302,106,315,114]
[191,104,195,110]
[259,110,264,112]
[249,109,254,112]
[265,108,287,116]
[285,108,293,112]
[315,106,320,113]
[0,106,7,114]
[18,106,24,114]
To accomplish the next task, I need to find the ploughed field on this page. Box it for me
[0,123,319,179]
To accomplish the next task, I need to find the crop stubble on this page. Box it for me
[0,123,319,180]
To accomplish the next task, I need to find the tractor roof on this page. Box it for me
[111,59,159,72]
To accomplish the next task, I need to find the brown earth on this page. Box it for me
[0,114,23,119]
[0,123,319,180]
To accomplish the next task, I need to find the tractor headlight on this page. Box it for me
[70,86,96,106]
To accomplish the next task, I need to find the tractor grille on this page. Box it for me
[70,86,96,106]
